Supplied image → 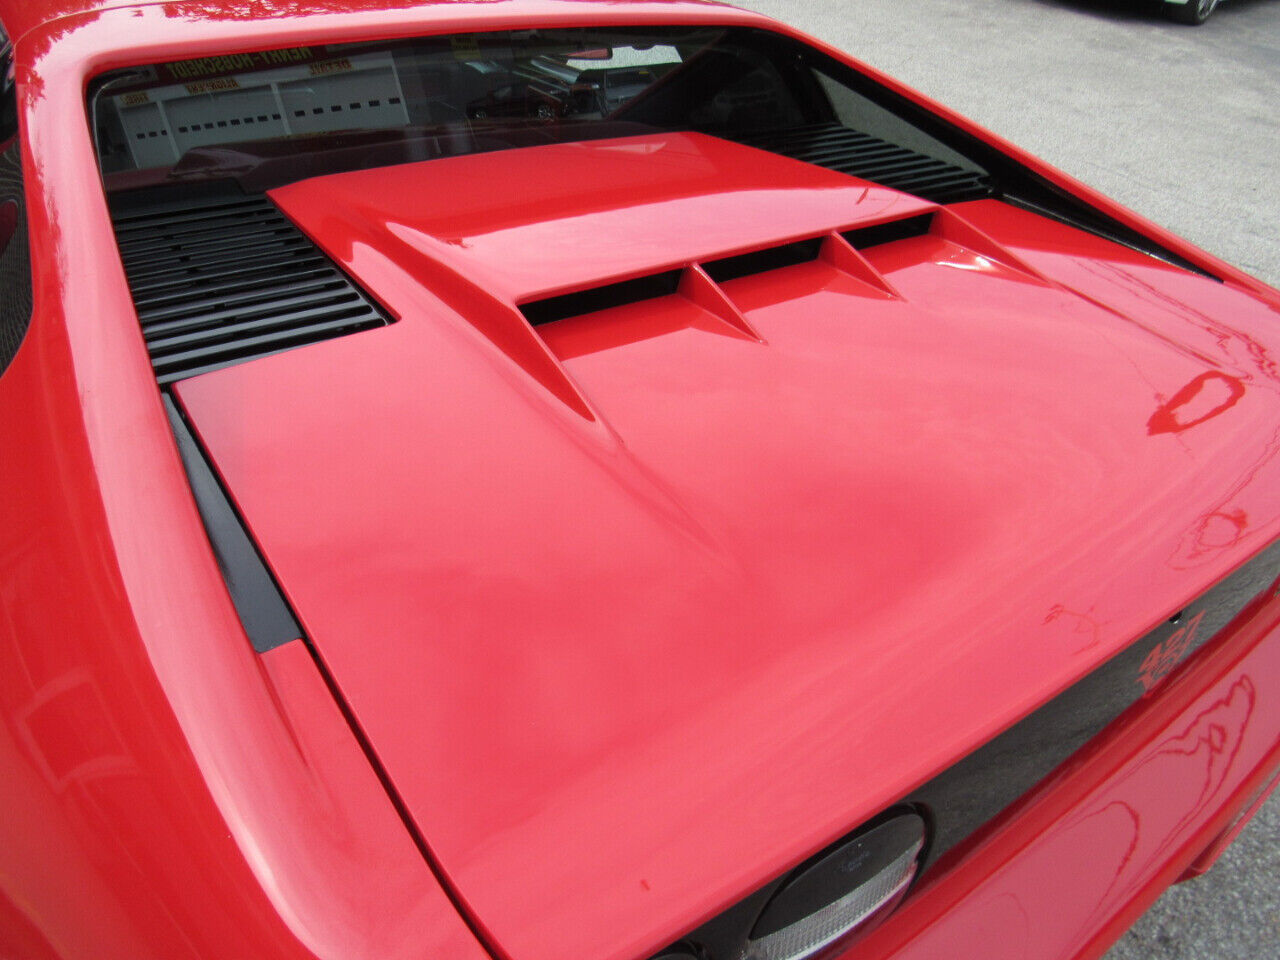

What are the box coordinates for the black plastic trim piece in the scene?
[520,269,683,326]
[164,395,302,654]
[703,237,824,284]
[1002,193,1217,279]
[737,123,992,206]
[111,186,392,383]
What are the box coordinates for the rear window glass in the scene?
[90,26,988,200]
[93,29,710,180]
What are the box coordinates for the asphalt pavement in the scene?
[731,1,1279,956]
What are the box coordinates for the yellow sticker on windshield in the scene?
[451,36,483,61]
[309,58,354,77]
[183,77,240,95]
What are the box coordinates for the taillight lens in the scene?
[743,812,926,960]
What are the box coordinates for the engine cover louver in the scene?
[518,211,938,330]
[111,192,390,383]
[738,123,993,205]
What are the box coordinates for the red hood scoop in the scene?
[269,132,937,305]
[266,132,961,415]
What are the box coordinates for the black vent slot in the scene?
[703,237,823,284]
[521,269,682,326]
[111,192,390,383]
[738,123,993,205]
[843,214,934,250]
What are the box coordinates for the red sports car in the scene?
[1,3,1277,960]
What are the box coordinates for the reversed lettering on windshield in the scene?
[158,47,317,82]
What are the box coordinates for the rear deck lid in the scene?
[173,133,1280,960]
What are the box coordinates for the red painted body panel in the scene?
[849,577,1280,960]
[3,3,1280,960]
[0,309,490,960]
[1179,768,1280,881]
[176,134,1280,960]
[0,195,490,959]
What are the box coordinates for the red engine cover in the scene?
[174,133,1280,960]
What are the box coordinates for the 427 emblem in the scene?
[1138,610,1205,692]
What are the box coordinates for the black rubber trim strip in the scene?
[1001,193,1217,279]
[164,394,302,653]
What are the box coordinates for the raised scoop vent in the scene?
[843,213,934,250]
[519,235,831,330]
[738,124,993,205]
[519,216,938,333]
[521,270,683,326]
[703,238,824,284]
[111,192,391,383]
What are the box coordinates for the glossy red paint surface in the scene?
[4,3,1280,960]
[266,132,933,416]
[848,578,1280,960]
[0,197,490,957]
[177,129,1280,960]
[0,0,732,44]
[0,253,490,960]
[1179,767,1280,881]
[1,3,538,959]
[270,133,936,304]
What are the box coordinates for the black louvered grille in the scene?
[737,123,993,204]
[112,193,390,383]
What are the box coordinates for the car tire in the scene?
[1165,0,1220,24]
